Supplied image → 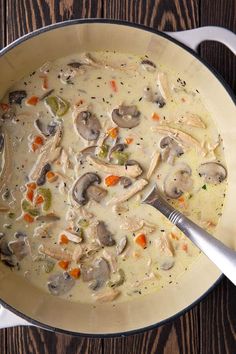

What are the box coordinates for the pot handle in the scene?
[166,26,236,55]
[0,305,31,328]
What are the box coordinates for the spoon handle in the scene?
[143,186,236,286]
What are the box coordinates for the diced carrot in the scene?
[27,182,37,190]
[125,137,134,144]
[181,243,188,252]
[151,112,160,121]
[42,77,48,89]
[0,103,9,112]
[59,234,69,245]
[35,195,44,205]
[105,175,120,186]
[23,213,34,223]
[46,171,58,183]
[108,127,119,139]
[134,233,147,249]
[109,80,118,92]
[26,96,39,106]
[33,135,44,145]
[26,189,34,202]
[58,260,69,270]
[69,268,81,279]
[31,143,39,152]
[178,196,185,204]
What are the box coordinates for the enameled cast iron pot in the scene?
[0,20,236,337]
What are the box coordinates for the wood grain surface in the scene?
[0,1,236,353]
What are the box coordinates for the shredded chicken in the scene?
[175,112,206,129]
[156,233,174,258]
[60,230,83,243]
[29,125,63,181]
[33,223,53,238]
[120,217,144,232]
[93,288,120,302]
[107,179,148,206]
[39,244,72,261]
[146,151,160,179]
[72,244,83,263]
[60,149,73,174]
[155,125,205,154]
[87,156,142,178]
[0,128,13,194]
[112,203,129,214]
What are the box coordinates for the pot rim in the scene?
[0,18,234,337]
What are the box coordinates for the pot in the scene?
[0,20,235,337]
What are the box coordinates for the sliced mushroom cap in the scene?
[112,105,140,128]
[48,272,75,296]
[36,163,51,186]
[34,119,57,137]
[120,177,132,188]
[87,185,107,202]
[116,236,127,255]
[81,257,110,289]
[72,172,101,206]
[75,111,101,141]
[9,90,27,105]
[160,136,184,165]
[96,221,116,246]
[164,163,193,199]
[198,162,227,184]
[8,239,29,261]
[108,143,127,160]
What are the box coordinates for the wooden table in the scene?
[0,1,235,353]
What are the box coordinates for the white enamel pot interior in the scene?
[0,20,236,336]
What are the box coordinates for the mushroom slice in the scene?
[157,72,170,100]
[72,172,101,206]
[8,239,29,261]
[39,244,72,261]
[177,112,206,129]
[146,151,161,179]
[108,143,127,161]
[116,236,128,255]
[87,185,107,202]
[120,177,132,188]
[9,90,27,105]
[29,125,63,181]
[164,163,193,199]
[198,162,227,184]
[74,111,101,141]
[48,272,75,296]
[112,105,140,128]
[96,221,115,246]
[156,125,204,153]
[160,136,184,165]
[78,146,96,161]
[87,156,142,178]
[140,59,156,72]
[36,213,60,222]
[107,179,148,206]
[81,257,110,289]
[93,288,120,302]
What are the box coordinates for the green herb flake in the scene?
[8,212,15,219]
[202,184,207,190]
[37,188,52,211]
[112,151,129,165]
[98,144,109,159]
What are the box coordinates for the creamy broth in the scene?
[0,51,226,303]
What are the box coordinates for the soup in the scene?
[0,51,226,303]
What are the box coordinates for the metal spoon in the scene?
[143,185,236,285]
